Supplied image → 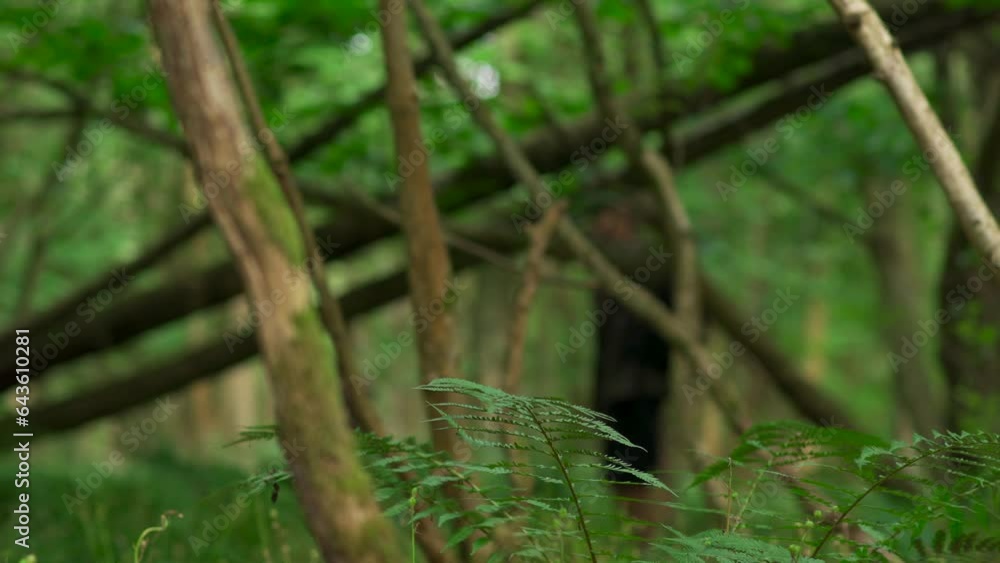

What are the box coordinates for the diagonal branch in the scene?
[2,66,188,154]
[828,0,1000,274]
[502,202,565,494]
[210,0,382,437]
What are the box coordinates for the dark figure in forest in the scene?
[594,282,672,476]
[591,203,674,524]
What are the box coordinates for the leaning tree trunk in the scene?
[146,1,400,562]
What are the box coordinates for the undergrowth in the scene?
[236,379,1000,562]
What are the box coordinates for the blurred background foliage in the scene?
[1,0,998,560]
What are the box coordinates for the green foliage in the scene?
[59,386,995,562]
[346,384,999,562]
[691,421,1000,561]
[357,377,673,562]
[0,453,318,562]
[348,380,806,562]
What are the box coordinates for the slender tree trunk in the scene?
[146,2,400,561]
[379,0,465,458]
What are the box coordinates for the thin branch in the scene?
[2,212,211,336]
[210,0,383,437]
[504,201,566,396]
[2,66,189,154]
[0,104,83,256]
[0,107,78,122]
[828,0,1000,274]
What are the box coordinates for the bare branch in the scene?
[502,201,565,494]
[504,201,567,396]
[210,0,383,437]
[828,0,1000,274]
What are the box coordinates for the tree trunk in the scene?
[146,1,400,561]
[379,0,464,458]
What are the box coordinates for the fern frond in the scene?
[224,424,280,447]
